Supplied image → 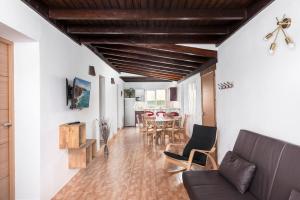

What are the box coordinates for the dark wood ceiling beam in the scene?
[116,65,182,77]
[217,0,275,45]
[120,77,171,82]
[68,25,228,35]
[116,65,182,78]
[95,44,207,63]
[105,56,194,72]
[110,61,188,75]
[118,68,180,81]
[107,58,192,73]
[179,58,218,82]
[136,44,217,58]
[80,35,219,44]
[98,48,201,68]
[118,67,181,79]
[121,72,179,81]
[49,9,246,21]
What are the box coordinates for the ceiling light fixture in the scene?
[264,15,295,54]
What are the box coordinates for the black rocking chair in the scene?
[164,124,218,171]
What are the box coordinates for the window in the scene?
[145,89,166,107]
[145,90,156,107]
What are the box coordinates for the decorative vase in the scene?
[99,118,110,158]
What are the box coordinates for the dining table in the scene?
[154,116,180,125]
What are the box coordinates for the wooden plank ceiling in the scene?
[21,0,274,81]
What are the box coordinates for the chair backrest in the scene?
[140,114,144,127]
[164,119,174,128]
[180,115,188,129]
[145,111,154,117]
[182,124,217,159]
[169,112,179,117]
[174,117,181,128]
[156,111,166,117]
[179,116,184,128]
[145,117,156,130]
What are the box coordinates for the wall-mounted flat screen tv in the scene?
[72,77,91,109]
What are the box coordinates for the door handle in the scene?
[2,122,12,127]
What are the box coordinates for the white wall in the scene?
[103,77,121,135]
[14,42,41,200]
[124,81,175,90]
[216,0,300,161]
[0,0,124,199]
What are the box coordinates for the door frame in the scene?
[200,65,216,126]
[200,65,217,163]
[0,37,15,200]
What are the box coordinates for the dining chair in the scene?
[170,117,183,142]
[164,124,218,172]
[145,111,154,117]
[169,112,179,117]
[176,115,188,141]
[164,119,177,143]
[136,114,146,134]
[156,111,166,117]
[145,118,163,144]
[141,114,147,129]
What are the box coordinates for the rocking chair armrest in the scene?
[188,149,218,170]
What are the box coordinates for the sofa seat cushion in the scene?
[183,170,258,200]
[183,170,227,186]
[189,185,258,200]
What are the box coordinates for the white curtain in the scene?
[188,82,196,115]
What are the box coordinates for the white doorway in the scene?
[117,84,124,129]
[99,76,105,120]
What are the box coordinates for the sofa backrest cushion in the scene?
[233,130,285,200]
[233,130,259,160]
[268,144,300,200]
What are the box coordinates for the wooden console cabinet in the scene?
[59,123,86,149]
[59,123,97,169]
[68,139,96,169]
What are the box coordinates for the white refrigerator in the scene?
[124,98,136,127]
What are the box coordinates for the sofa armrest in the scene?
[187,148,218,170]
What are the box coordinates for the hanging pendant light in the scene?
[264,15,295,54]
[269,42,276,55]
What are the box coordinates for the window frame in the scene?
[145,89,167,107]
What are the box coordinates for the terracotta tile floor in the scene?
[52,128,189,200]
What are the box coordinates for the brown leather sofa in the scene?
[182,130,300,200]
